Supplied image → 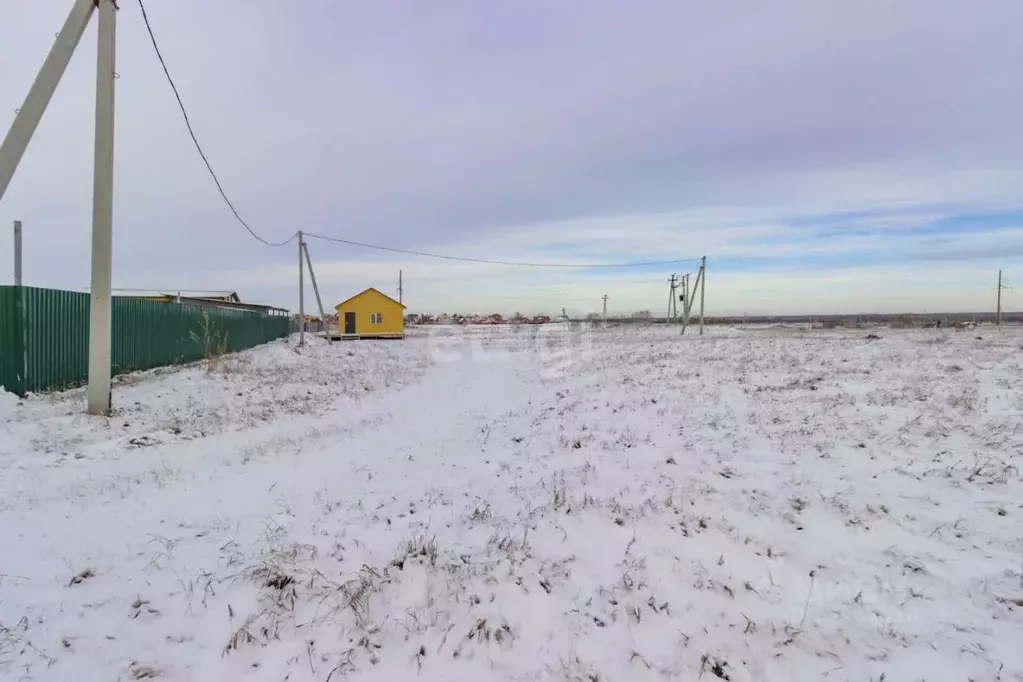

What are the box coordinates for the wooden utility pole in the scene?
[398,270,403,305]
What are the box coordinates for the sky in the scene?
[1,0,1021,316]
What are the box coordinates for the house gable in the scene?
[334,287,406,311]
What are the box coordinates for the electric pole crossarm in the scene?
[0,0,97,204]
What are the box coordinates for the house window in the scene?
[370,312,383,324]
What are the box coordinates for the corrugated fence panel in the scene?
[23,287,90,393]
[0,286,291,396]
[0,287,25,395]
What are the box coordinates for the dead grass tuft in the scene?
[338,566,384,629]
[68,568,95,586]
[129,661,162,679]
[392,535,438,570]
[700,654,731,680]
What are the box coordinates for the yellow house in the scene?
[334,288,406,339]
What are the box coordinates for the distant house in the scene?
[121,291,289,317]
[334,288,406,339]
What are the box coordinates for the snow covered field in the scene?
[2,325,1022,681]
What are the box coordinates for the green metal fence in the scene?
[0,286,291,396]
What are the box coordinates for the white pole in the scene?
[13,221,23,286]
[680,265,703,337]
[996,269,1002,327]
[0,0,97,204]
[302,242,332,344]
[298,230,305,346]
[667,274,674,321]
[86,0,116,416]
[699,256,706,336]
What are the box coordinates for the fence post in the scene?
[2,286,28,396]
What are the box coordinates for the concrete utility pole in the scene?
[996,270,1011,326]
[667,274,677,322]
[680,258,707,337]
[0,0,117,414]
[997,270,1003,326]
[602,294,608,327]
[680,272,696,335]
[87,0,118,416]
[298,230,305,346]
[682,273,689,316]
[302,241,332,344]
[13,221,23,285]
[699,256,707,336]
[0,0,97,203]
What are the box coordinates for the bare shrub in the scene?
[190,311,229,372]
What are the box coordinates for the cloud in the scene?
[0,1,1020,315]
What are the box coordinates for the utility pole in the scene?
[602,294,608,327]
[13,221,22,285]
[997,270,1003,326]
[699,256,707,336]
[398,269,403,305]
[87,0,117,415]
[0,0,118,414]
[298,230,305,346]
[680,272,695,335]
[682,274,689,316]
[302,241,332,344]
[667,274,677,322]
[680,259,707,337]
[0,0,97,203]
[996,270,1012,326]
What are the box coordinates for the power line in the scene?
[303,232,701,268]
[137,0,701,268]
[135,0,297,247]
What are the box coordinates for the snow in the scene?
[2,326,1022,681]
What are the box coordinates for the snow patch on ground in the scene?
[1,327,1022,681]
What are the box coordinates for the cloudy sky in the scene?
[1,1,1021,316]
